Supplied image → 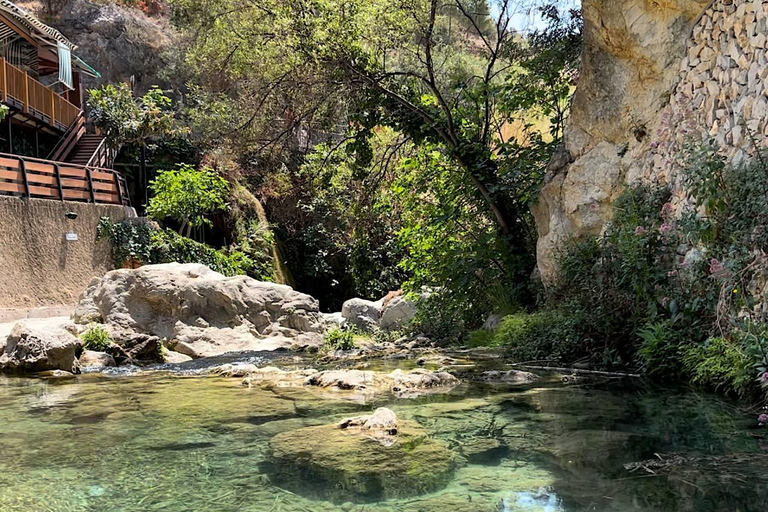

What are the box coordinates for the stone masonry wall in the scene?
[534,0,768,286]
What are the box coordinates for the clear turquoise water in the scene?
[0,364,766,512]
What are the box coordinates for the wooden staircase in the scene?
[47,113,117,169]
[65,134,106,165]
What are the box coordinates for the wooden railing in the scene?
[0,58,81,131]
[86,137,118,170]
[0,152,130,205]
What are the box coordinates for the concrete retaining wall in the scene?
[0,196,135,309]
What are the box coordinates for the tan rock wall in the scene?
[0,196,135,309]
[535,0,768,285]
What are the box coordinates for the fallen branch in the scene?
[509,364,641,379]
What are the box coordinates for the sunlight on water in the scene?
[0,366,766,512]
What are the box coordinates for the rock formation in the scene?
[73,263,327,358]
[534,0,768,285]
[341,291,423,332]
[0,321,82,374]
[50,0,171,92]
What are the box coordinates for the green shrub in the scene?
[682,336,756,397]
[637,321,690,380]
[81,325,114,351]
[324,328,356,351]
[467,329,497,348]
[494,311,582,362]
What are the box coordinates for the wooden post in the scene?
[113,170,123,205]
[0,57,6,102]
[22,71,29,114]
[54,163,64,200]
[49,89,55,126]
[85,166,95,203]
[18,157,29,198]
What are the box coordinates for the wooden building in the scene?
[0,0,128,205]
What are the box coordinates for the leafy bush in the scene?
[637,321,690,380]
[81,325,114,351]
[98,216,154,267]
[467,329,496,348]
[98,218,264,279]
[493,311,582,362]
[682,336,756,397]
[147,165,230,236]
[324,328,356,351]
[149,229,252,277]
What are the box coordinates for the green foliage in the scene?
[147,165,230,235]
[682,336,756,397]
[637,321,689,381]
[493,311,582,362]
[467,328,496,348]
[149,229,253,277]
[169,0,580,317]
[87,83,180,147]
[81,325,114,351]
[324,328,356,351]
[97,217,262,278]
[97,216,153,266]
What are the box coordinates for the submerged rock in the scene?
[0,321,82,374]
[306,369,378,390]
[479,370,541,384]
[268,414,459,502]
[73,263,327,358]
[242,367,317,386]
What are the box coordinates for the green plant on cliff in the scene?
[81,325,114,351]
[147,165,230,237]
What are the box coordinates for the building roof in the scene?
[0,0,75,51]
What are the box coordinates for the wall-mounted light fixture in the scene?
[65,212,78,220]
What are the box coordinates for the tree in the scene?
[146,164,229,237]
[170,0,582,311]
[88,83,179,148]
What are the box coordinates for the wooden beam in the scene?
[22,71,28,114]
[0,57,5,102]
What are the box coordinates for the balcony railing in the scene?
[0,152,130,205]
[0,57,81,131]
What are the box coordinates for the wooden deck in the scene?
[0,57,80,130]
[0,152,129,205]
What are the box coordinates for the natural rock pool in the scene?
[1,353,766,512]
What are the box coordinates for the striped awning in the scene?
[0,0,75,51]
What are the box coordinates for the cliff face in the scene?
[18,0,171,92]
[534,0,768,285]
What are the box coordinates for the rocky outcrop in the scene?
[0,321,82,374]
[341,298,382,331]
[341,291,423,332]
[534,0,712,285]
[51,0,172,92]
[73,263,327,358]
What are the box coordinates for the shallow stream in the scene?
[1,353,766,512]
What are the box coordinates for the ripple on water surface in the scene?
[0,365,766,512]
